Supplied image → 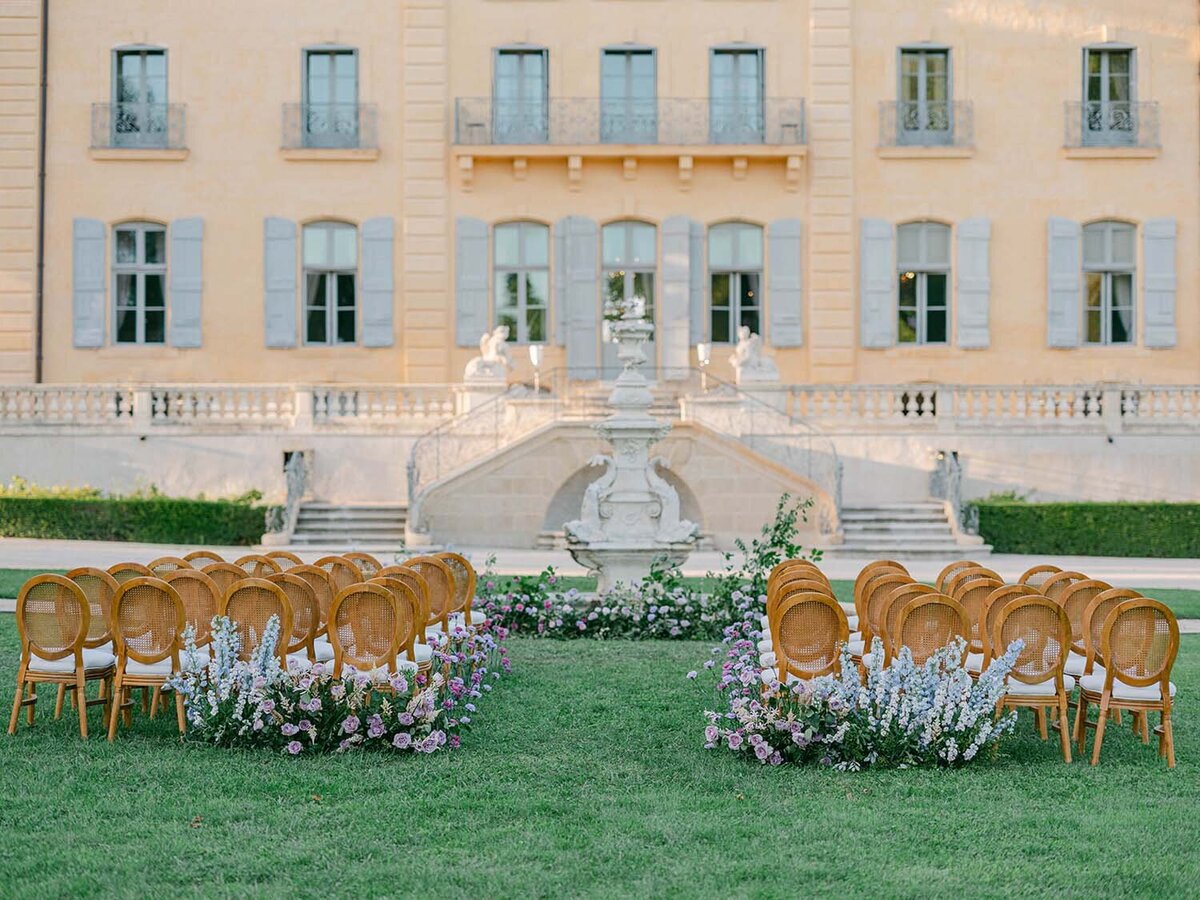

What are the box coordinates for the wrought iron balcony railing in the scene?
[453,97,806,146]
[878,100,974,148]
[91,103,186,150]
[281,103,379,150]
[1064,100,1159,149]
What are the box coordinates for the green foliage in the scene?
[706,492,822,604]
[969,500,1200,558]
[0,496,269,545]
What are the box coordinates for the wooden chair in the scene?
[853,572,912,662]
[1018,564,1062,589]
[266,572,322,665]
[162,569,221,654]
[369,577,431,672]
[761,569,833,634]
[762,591,848,688]
[438,551,484,627]
[183,550,225,565]
[978,584,1041,671]
[1059,579,1116,679]
[328,583,411,680]
[314,555,364,593]
[935,560,982,594]
[759,577,836,660]
[234,554,282,578]
[852,561,909,630]
[944,566,1003,602]
[1076,598,1178,767]
[265,550,303,569]
[955,575,1005,664]
[344,552,383,579]
[107,562,154,585]
[107,577,187,741]
[66,567,119,651]
[147,556,192,576]
[875,583,937,667]
[1040,570,1089,607]
[220,579,292,668]
[993,596,1074,762]
[404,556,456,635]
[768,560,831,595]
[289,564,337,660]
[9,575,115,739]
[200,562,247,598]
[377,566,431,644]
[894,594,969,667]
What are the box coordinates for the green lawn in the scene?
[0,568,67,599]
[0,617,1196,897]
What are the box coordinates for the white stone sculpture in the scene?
[728,326,779,384]
[464,326,513,382]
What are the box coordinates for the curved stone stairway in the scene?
[830,501,991,558]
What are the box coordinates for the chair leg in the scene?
[149,686,161,719]
[76,670,89,739]
[7,672,24,735]
[107,675,124,742]
[1035,707,1048,741]
[54,684,66,719]
[174,689,186,734]
[1163,712,1175,769]
[24,681,36,726]
[1074,696,1089,755]
[1091,696,1111,766]
[140,687,149,714]
[1057,695,1072,763]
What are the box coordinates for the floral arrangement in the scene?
[167,616,508,756]
[697,628,1022,770]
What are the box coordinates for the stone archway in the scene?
[541,462,704,536]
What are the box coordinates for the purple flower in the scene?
[286,741,303,755]
[449,734,461,749]
[341,716,360,734]
[704,725,719,743]
[260,700,275,714]
[281,722,299,737]
[770,752,784,766]
[398,712,414,726]
[392,732,412,749]
[754,742,771,761]
[686,671,698,680]
[727,732,744,750]
[297,719,312,732]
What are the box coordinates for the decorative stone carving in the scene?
[728,326,779,384]
[464,326,513,382]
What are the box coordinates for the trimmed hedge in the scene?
[970,501,1200,558]
[0,496,270,545]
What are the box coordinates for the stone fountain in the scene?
[564,300,699,592]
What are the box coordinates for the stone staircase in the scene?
[290,502,408,550]
[831,501,990,558]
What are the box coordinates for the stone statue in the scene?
[564,454,617,544]
[464,325,513,381]
[728,326,779,384]
[645,456,700,543]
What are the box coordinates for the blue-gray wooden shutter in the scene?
[1046,217,1082,348]
[554,219,568,345]
[954,217,990,349]
[168,217,203,348]
[661,216,691,378]
[768,218,803,347]
[455,216,489,347]
[563,215,599,378]
[688,220,705,345]
[263,217,297,348]
[72,218,105,348]
[859,218,894,348]
[1143,217,1177,348]
[361,216,395,347]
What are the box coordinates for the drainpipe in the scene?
[33,0,48,382]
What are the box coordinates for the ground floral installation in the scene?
[166,616,509,756]
[474,495,816,641]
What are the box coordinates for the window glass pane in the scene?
[1083,225,1106,267]
[116,229,137,264]
[710,272,730,309]
[336,273,355,309]
[925,272,948,309]
[739,272,760,310]
[604,271,625,305]
[925,225,950,266]
[1108,50,1130,76]
[898,308,918,343]
[898,271,917,308]
[526,271,548,309]
[494,225,520,266]
[630,224,655,264]
[632,272,654,316]
[115,308,138,343]
[897,224,920,268]
[925,53,948,102]
[1110,306,1133,344]
[306,310,327,344]
[144,274,165,309]
[497,310,519,336]
[522,224,549,267]
[307,273,328,309]
[1111,272,1133,308]
[708,227,733,269]
[737,226,762,267]
[1085,272,1103,310]
[116,273,136,307]
[1087,51,1101,76]
[739,306,760,336]
[496,272,519,309]
[144,309,165,344]
[526,307,545,342]
[144,228,165,265]
[926,308,947,343]
[1110,224,1135,266]
[1085,309,1102,344]
[602,225,624,266]
[332,227,357,268]
[900,53,919,102]
[337,309,355,343]
[711,309,730,344]
[304,227,328,267]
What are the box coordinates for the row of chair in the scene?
[758,559,1179,767]
[7,550,483,742]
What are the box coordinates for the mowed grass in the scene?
[0,617,1197,898]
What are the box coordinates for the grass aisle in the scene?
[0,624,1196,896]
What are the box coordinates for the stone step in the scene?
[843,502,946,512]
[827,545,992,558]
[842,521,953,533]
[299,503,408,511]
[296,512,407,524]
[841,512,949,523]
[290,533,408,545]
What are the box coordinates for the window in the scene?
[898,48,951,144]
[710,48,763,143]
[494,222,549,343]
[1084,47,1135,145]
[708,223,762,343]
[304,49,358,148]
[112,48,167,147]
[1083,221,1135,345]
[601,48,656,143]
[896,222,950,344]
[112,222,166,344]
[303,222,358,345]
[493,49,548,143]
[602,221,656,322]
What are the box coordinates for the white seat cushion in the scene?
[125,657,178,677]
[847,615,859,631]
[342,659,419,678]
[759,652,777,669]
[311,639,334,663]
[848,630,861,643]
[1005,674,1075,698]
[847,639,865,656]
[861,652,879,668]
[408,643,433,665]
[966,652,985,674]
[759,613,770,630]
[760,669,809,687]
[756,638,774,654]
[27,648,115,675]
[1079,673,1176,702]
[450,610,489,628]
[1064,651,1088,678]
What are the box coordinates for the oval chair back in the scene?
[770,590,848,682]
[289,565,337,639]
[162,569,221,648]
[234,554,282,578]
[314,556,364,594]
[895,594,969,667]
[1103,598,1179,701]
[437,552,477,616]
[935,560,982,594]
[265,550,303,569]
[15,574,91,668]
[767,578,834,623]
[1082,588,1141,674]
[1018,564,1063,589]
[147,556,192,576]
[1040,570,1088,607]
[200,562,247,598]
[403,556,455,631]
[881,583,937,661]
[769,560,830,595]
[344,552,383,579]
[862,573,912,651]
[220,579,292,666]
[994,596,1070,688]
[266,572,320,660]
[107,562,154,585]
[369,577,423,663]
[328,583,407,678]
[66,567,119,648]
[956,576,1005,653]
[1060,579,1115,655]
[945,566,1002,602]
[183,550,225,565]
[377,566,431,642]
[853,561,909,623]
[112,577,186,671]
[980,584,1040,666]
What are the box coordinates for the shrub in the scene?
[969,499,1200,558]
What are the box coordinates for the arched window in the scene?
[602,221,656,321]
[112,221,167,344]
[897,221,950,344]
[303,221,358,345]
[1083,220,1135,344]
[493,221,549,343]
[708,222,762,343]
